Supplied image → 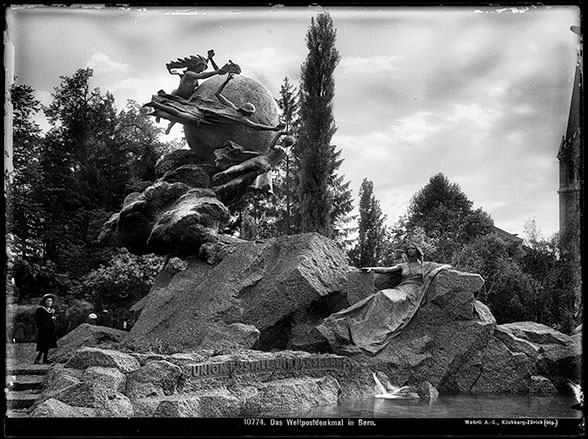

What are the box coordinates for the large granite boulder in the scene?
[30,362,133,418]
[240,376,341,415]
[496,321,582,390]
[126,360,184,399]
[43,382,133,417]
[30,398,98,417]
[127,233,349,352]
[529,375,558,395]
[152,391,241,417]
[317,269,540,394]
[83,366,127,393]
[450,338,533,393]
[51,323,128,363]
[493,325,540,362]
[64,347,141,373]
[500,321,572,345]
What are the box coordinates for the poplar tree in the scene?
[297,12,352,239]
[349,178,387,266]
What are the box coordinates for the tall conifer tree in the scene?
[297,13,352,239]
[349,178,387,266]
[274,76,300,235]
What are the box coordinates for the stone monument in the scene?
[28,49,580,418]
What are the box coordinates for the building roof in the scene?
[491,225,523,244]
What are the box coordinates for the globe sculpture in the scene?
[99,53,289,258]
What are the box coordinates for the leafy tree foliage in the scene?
[297,13,353,239]
[401,172,494,262]
[8,84,45,259]
[349,178,387,266]
[389,174,578,332]
[453,233,539,323]
[73,249,164,309]
[519,219,579,332]
[10,70,170,306]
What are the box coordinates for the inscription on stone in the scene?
[191,356,346,378]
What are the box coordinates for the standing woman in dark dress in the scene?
[34,294,57,364]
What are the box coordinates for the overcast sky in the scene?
[5,5,581,238]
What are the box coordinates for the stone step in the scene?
[6,390,41,410]
[5,409,30,418]
[6,364,52,375]
[6,375,45,391]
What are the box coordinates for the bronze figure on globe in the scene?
[100,49,290,258]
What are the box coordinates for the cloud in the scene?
[86,52,130,75]
[388,111,443,144]
[227,47,300,76]
[340,55,404,74]
[444,103,501,130]
[223,47,301,95]
[109,77,151,105]
[384,103,500,146]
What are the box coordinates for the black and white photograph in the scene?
[4,3,583,437]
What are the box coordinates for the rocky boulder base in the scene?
[497,321,582,391]
[99,180,230,256]
[51,323,128,363]
[319,268,581,395]
[127,233,349,353]
[31,351,135,417]
[29,348,374,418]
[31,233,581,417]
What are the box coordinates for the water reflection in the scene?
[286,394,582,419]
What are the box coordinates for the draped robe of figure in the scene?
[317,261,451,356]
[146,92,257,128]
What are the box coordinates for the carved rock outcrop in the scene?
[31,361,133,418]
[51,323,128,363]
[99,179,230,256]
[30,349,371,418]
[127,233,349,352]
[316,268,579,395]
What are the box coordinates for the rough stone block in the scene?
[126,360,183,399]
[417,381,439,400]
[529,375,558,395]
[30,398,97,417]
[52,323,128,363]
[64,347,141,373]
[346,270,374,305]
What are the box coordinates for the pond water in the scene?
[286,394,583,419]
